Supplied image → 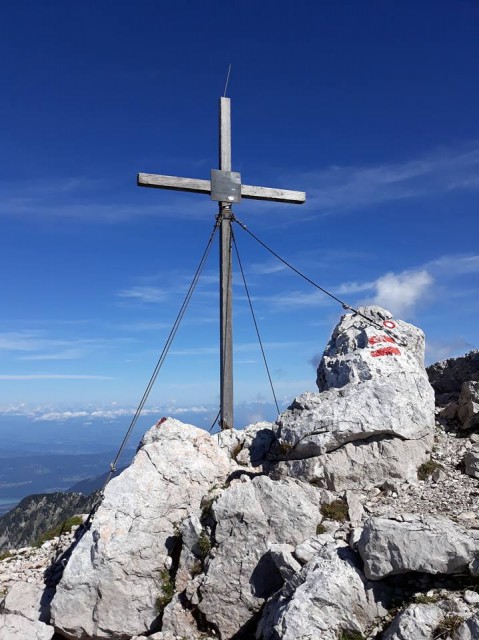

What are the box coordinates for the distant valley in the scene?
[0,450,134,515]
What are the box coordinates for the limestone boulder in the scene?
[381,603,444,640]
[358,515,479,580]
[0,614,53,640]
[276,306,435,458]
[196,475,322,639]
[257,541,388,640]
[51,418,234,640]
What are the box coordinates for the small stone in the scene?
[457,511,477,521]
[464,590,479,605]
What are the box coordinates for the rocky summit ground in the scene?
[1,306,479,640]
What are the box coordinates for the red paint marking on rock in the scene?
[368,335,396,345]
[371,346,401,358]
[383,320,396,329]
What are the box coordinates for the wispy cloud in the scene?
[0,374,113,380]
[0,176,215,223]
[117,286,168,303]
[301,145,479,213]
[0,331,108,362]
[3,144,479,224]
[427,253,479,276]
[425,338,475,365]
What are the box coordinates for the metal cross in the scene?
[137,97,305,430]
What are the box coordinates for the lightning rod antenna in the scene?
[223,63,232,97]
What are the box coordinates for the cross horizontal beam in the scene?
[137,173,306,205]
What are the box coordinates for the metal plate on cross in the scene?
[210,170,242,203]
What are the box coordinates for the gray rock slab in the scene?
[0,613,54,640]
[268,544,302,581]
[272,434,431,490]
[358,515,479,580]
[381,603,444,640]
[465,445,479,479]
[427,350,479,395]
[277,377,434,458]
[196,475,321,639]
[458,381,479,430]
[257,541,387,640]
[51,419,233,640]
[3,581,50,623]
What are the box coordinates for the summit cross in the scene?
[137,97,306,430]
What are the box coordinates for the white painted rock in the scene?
[277,306,435,457]
[381,603,444,640]
[272,433,431,490]
[317,305,426,390]
[51,419,234,640]
[257,541,387,640]
[0,613,53,640]
[196,475,321,639]
[358,515,479,580]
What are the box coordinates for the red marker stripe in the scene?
[371,346,401,358]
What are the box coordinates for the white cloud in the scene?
[0,403,210,422]
[370,269,434,317]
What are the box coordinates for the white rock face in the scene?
[359,515,479,580]
[380,603,444,640]
[277,306,435,457]
[51,419,234,640]
[196,475,321,639]
[257,541,386,640]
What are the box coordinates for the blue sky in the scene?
[1,0,478,432]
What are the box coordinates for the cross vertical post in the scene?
[218,97,234,430]
[137,97,306,433]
